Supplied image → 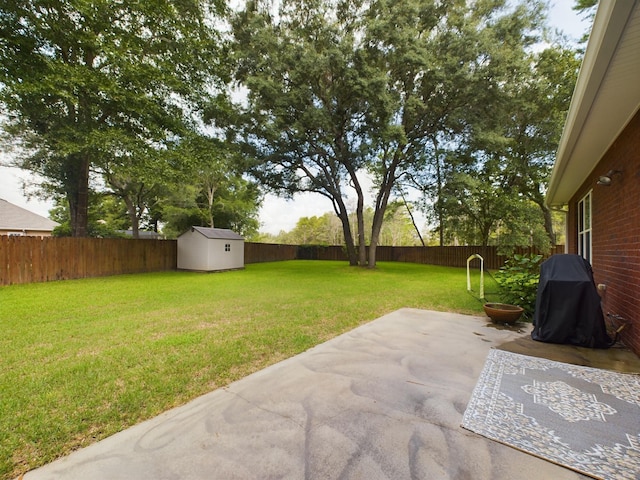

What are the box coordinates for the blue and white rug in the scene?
[462,349,640,480]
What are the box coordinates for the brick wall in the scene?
[567,110,640,355]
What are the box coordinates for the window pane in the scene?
[585,193,591,229]
[585,231,591,263]
[578,201,584,231]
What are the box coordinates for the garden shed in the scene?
[177,227,244,272]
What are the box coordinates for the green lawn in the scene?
[1,260,497,479]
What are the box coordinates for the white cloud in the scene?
[258,193,334,234]
[0,165,53,218]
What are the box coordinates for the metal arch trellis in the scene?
[466,254,484,301]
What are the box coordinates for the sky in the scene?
[0,1,590,234]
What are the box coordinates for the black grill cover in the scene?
[532,254,611,348]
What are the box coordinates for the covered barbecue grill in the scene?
[532,254,611,348]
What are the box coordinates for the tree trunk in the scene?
[435,141,444,247]
[542,204,555,246]
[400,189,425,246]
[368,150,402,268]
[369,179,394,269]
[533,186,555,246]
[125,196,139,239]
[481,222,491,247]
[207,184,216,228]
[369,221,383,268]
[69,154,90,237]
[346,168,367,267]
[531,185,556,246]
[351,182,366,267]
[332,195,358,266]
[356,201,367,267]
[339,210,358,266]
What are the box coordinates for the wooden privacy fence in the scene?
[243,243,562,268]
[0,236,176,286]
[0,236,563,286]
[369,245,565,268]
[243,242,298,263]
[243,244,347,262]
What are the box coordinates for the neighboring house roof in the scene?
[186,226,244,240]
[546,0,640,207]
[0,198,59,232]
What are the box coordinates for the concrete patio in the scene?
[24,308,639,480]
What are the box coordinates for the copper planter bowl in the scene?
[483,303,524,324]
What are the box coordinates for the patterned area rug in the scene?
[462,349,640,480]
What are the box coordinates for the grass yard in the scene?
[1,260,497,479]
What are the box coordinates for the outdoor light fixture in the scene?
[597,169,622,186]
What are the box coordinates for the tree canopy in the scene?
[410,43,581,251]
[0,0,228,236]
[230,0,574,265]
[1,0,584,255]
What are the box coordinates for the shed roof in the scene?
[546,0,640,206]
[189,226,244,240]
[0,198,59,231]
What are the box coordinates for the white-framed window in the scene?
[224,243,231,252]
[578,191,592,264]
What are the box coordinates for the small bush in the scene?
[495,253,543,320]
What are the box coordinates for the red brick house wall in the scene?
[567,110,640,355]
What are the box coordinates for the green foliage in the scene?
[410,27,581,248]
[231,0,378,264]
[231,0,576,262]
[0,0,227,236]
[379,202,424,246]
[494,253,543,319]
[159,144,262,240]
[50,193,130,238]
[1,0,580,253]
[438,160,554,252]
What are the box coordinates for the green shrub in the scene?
[494,253,543,320]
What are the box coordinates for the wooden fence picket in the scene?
[0,235,562,286]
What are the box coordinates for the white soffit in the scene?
[546,0,640,206]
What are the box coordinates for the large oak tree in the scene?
[0,0,225,236]
[231,0,554,266]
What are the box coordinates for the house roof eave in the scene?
[546,0,640,207]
